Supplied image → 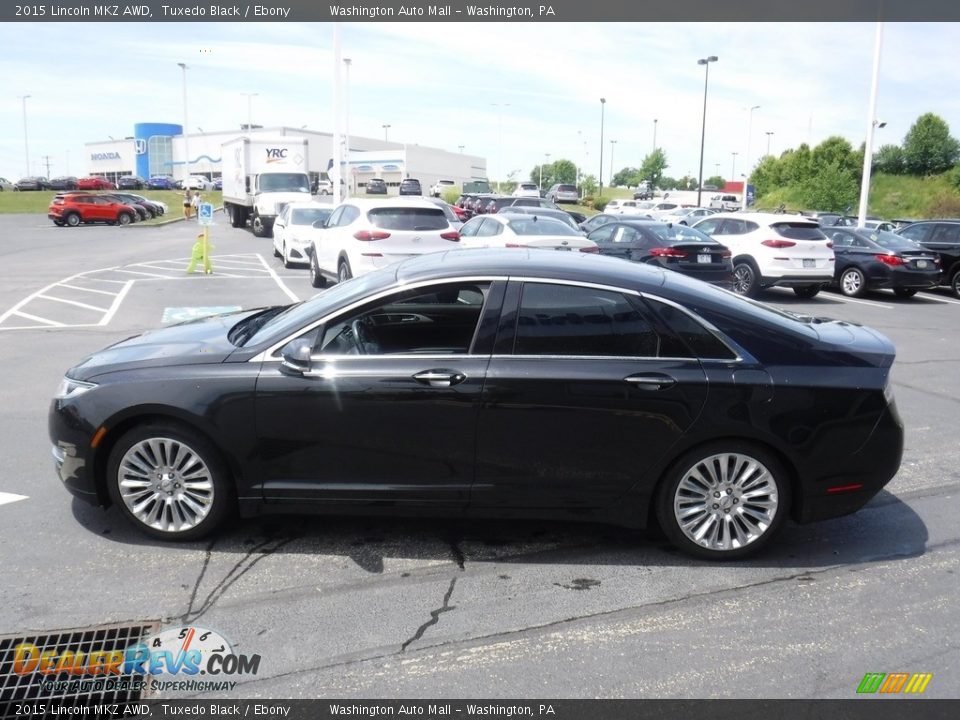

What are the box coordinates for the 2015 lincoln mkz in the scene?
[49,250,904,559]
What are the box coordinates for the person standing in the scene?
[183,188,192,220]
[191,190,201,217]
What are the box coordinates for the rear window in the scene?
[772,222,827,240]
[367,207,448,231]
[648,224,718,245]
[870,231,921,251]
[520,183,537,190]
[557,185,577,192]
[507,217,579,236]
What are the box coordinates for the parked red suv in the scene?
[76,176,117,190]
[48,193,138,227]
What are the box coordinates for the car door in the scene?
[253,279,505,505]
[825,229,856,276]
[472,280,708,510]
[273,205,291,253]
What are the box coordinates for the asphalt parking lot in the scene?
[1,213,957,699]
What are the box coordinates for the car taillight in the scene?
[579,246,600,253]
[721,250,731,258]
[826,241,833,249]
[440,231,460,241]
[761,239,797,248]
[650,247,689,258]
[875,254,905,266]
[353,230,391,241]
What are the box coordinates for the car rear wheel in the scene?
[951,270,960,298]
[65,213,81,227]
[338,259,353,284]
[839,267,866,297]
[656,442,789,560]
[732,261,760,297]
[106,423,234,541]
[893,288,918,298]
[793,285,821,299]
[117,213,133,226]
[309,253,326,288]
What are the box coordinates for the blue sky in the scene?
[1,21,959,184]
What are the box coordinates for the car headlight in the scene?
[55,377,97,400]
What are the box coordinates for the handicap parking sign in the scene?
[198,202,214,225]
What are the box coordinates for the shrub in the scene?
[592,196,610,211]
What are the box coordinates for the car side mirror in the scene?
[280,337,314,375]
[312,219,328,229]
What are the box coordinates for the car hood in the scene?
[68,309,262,381]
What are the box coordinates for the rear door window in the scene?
[719,219,749,235]
[931,224,960,242]
[899,224,932,243]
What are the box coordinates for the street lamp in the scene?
[609,140,617,185]
[741,105,760,210]
[343,58,352,194]
[652,118,658,153]
[731,152,738,180]
[695,55,719,207]
[539,152,551,189]
[491,102,511,191]
[177,63,189,181]
[17,95,31,178]
[765,131,775,157]
[715,163,721,178]
[382,124,391,142]
[858,21,885,227]
[240,92,258,131]
[599,98,606,194]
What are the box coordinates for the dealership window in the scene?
[148,136,173,178]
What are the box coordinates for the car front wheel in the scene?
[656,442,789,560]
[793,285,821,299]
[65,213,81,227]
[893,288,918,298]
[839,267,866,297]
[117,213,133,226]
[106,423,233,540]
[951,270,960,298]
[732,261,760,297]
[309,253,326,288]
[338,259,353,284]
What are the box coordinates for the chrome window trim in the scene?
[250,275,508,363]
[639,293,747,362]
[491,354,701,363]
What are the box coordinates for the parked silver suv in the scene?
[546,183,579,204]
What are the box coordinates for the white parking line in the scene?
[257,253,299,303]
[112,268,177,279]
[13,310,64,326]
[100,281,133,326]
[825,294,894,310]
[0,492,28,508]
[37,294,109,312]
[56,283,120,296]
[917,292,960,306]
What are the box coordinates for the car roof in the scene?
[339,197,443,210]
[705,212,815,223]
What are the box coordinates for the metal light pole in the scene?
[652,118,658,153]
[731,152,738,180]
[741,105,760,210]
[609,140,617,184]
[240,92,258,131]
[17,95,31,178]
[696,56,718,207]
[331,23,343,202]
[539,152,550,188]
[382,124,391,141]
[458,144,464,153]
[343,58,351,195]
[858,22,884,227]
[765,131,775,157]
[491,102,510,191]
[599,98,606,194]
[177,64,189,180]
[715,163,721,178]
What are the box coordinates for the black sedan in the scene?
[15,176,50,191]
[580,213,621,234]
[822,227,941,298]
[365,178,388,195]
[117,176,146,190]
[588,220,734,287]
[49,250,903,559]
[48,176,79,190]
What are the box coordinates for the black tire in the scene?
[65,213,81,227]
[105,422,235,541]
[732,260,760,297]
[252,213,269,238]
[337,258,353,284]
[229,205,243,228]
[53,220,64,227]
[793,285,821,299]
[273,243,281,258]
[310,254,326,288]
[951,269,960,299]
[117,212,133,226]
[655,441,791,560]
[893,288,918,299]
[839,267,866,297]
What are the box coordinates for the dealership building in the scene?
[85,124,487,193]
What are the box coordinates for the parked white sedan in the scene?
[184,176,214,190]
[513,182,541,198]
[273,201,334,268]
[308,198,462,287]
[458,213,598,252]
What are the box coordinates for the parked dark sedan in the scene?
[50,250,903,560]
[48,176,79,190]
[113,192,165,217]
[580,213,621,234]
[117,176,146,190]
[15,176,50,191]
[365,178,388,195]
[147,176,176,190]
[588,220,734,287]
[821,227,941,298]
[896,220,960,297]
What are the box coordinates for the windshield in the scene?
[291,208,332,225]
[259,173,310,193]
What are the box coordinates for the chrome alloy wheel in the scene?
[673,452,779,552]
[117,437,214,533]
[841,268,864,296]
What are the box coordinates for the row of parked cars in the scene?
[265,192,960,301]
[3,175,221,192]
[47,192,169,227]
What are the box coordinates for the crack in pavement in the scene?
[400,577,458,653]
[228,537,959,691]
[180,536,298,624]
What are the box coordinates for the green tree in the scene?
[874,144,905,174]
[812,136,860,179]
[659,176,678,190]
[750,155,783,198]
[902,113,960,175]
[580,174,598,196]
[705,175,726,188]
[797,162,859,211]
[782,143,814,185]
[612,166,639,187]
[639,148,668,188]
[551,159,577,185]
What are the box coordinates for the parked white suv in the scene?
[308,198,461,287]
[430,179,456,197]
[709,194,741,212]
[692,213,834,297]
[512,182,540,198]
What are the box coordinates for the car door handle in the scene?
[624,373,676,390]
[413,370,466,388]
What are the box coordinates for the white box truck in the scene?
[221,136,312,237]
